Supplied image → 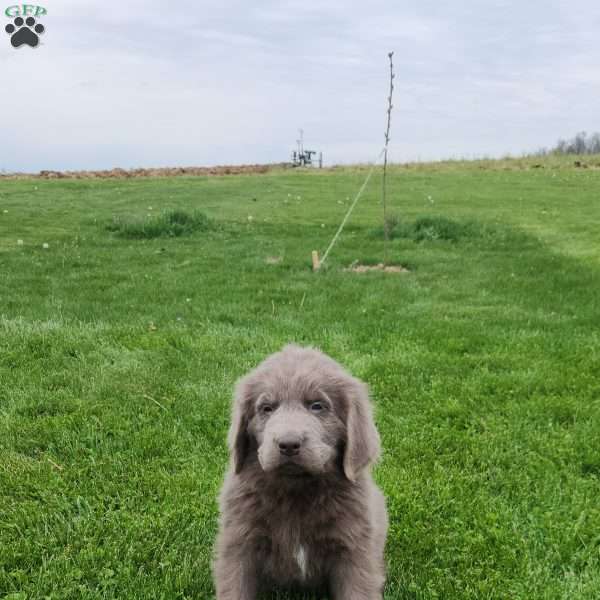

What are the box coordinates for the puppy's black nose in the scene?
[278,436,302,456]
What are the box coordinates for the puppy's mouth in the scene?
[278,455,304,468]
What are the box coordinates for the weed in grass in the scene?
[106,209,214,238]
[383,213,401,240]
[412,215,470,241]
[376,214,521,245]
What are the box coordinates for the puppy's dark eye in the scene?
[309,401,324,412]
[261,405,274,414]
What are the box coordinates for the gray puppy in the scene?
[214,345,388,599]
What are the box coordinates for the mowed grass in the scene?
[1,157,600,599]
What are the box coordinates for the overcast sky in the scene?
[2,0,599,172]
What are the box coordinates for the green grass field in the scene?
[1,157,599,599]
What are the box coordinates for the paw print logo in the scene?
[5,16,45,48]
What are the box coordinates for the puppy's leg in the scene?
[329,553,384,600]
[214,540,258,600]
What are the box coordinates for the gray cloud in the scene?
[2,0,599,171]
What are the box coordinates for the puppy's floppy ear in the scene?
[228,377,254,474]
[342,377,381,482]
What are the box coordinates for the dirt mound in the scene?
[345,263,409,274]
[2,163,290,180]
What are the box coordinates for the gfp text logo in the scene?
[5,4,46,47]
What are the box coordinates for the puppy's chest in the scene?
[260,530,327,584]
[256,508,344,584]
[244,478,360,583]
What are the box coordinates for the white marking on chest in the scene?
[294,545,308,579]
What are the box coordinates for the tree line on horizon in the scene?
[537,131,600,155]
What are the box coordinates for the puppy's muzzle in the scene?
[277,434,303,457]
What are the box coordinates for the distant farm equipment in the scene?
[291,129,323,168]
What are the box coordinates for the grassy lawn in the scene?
[1,157,599,599]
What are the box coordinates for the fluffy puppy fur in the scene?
[214,345,388,599]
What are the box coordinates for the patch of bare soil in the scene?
[345,263,409,274]
[1,163,290,180]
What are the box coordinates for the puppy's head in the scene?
[228,345,380,481]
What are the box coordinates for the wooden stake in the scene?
[311,250,320,271]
